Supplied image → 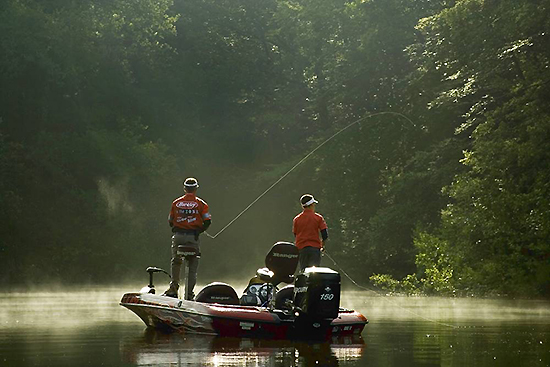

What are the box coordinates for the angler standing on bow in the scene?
[293,194,328,272]
[164,177,211,299]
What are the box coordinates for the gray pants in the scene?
[170,232,200,298]
[299,246,321,272]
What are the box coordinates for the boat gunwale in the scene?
[120,300,368,327]
[120,298,282,324]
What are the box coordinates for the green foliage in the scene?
[372,0,550,297]
[0,0,548,297]
[413,232,456,295]
[371,232,456,295]
[370,273,421,295]
[0,0,180,284]
[439,95,550,296]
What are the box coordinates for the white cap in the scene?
[184,177,199,188]
[300,194,318,207]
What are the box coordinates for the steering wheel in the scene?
[258,284,274,305]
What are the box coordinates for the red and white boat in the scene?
[120,242,368,340]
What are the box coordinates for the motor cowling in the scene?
[294,267,341,320]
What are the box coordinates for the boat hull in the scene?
[120,293,367,340]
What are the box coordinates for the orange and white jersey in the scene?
[169,193,211,231]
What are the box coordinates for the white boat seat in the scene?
[256,267,274,282]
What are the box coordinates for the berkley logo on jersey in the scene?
[176,201,198,209]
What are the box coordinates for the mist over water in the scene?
[343,291,550,324]
[3,286,548,328]
[1,286,549,366]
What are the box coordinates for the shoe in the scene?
[185,292,195,301]
[163,282,179,298]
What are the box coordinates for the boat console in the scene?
[239,241,299,307]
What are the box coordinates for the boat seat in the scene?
[274,285,294,310]
[265,242,299,286]
[256,267,274,282]
[177,245,201,258]
[195,282,239,305]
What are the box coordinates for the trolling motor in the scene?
[140,266,171,294]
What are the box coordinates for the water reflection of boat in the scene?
[121,242,368,340]
[120,328,365,367]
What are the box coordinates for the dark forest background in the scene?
[1,0,549,297]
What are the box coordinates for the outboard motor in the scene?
[294,267,341,320]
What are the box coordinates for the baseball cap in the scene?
[183,177,199,188]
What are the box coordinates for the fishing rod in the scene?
[204,111,416,240]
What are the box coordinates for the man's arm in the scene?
[200,201,212,233]
[168,205,175,227]
[321,228,328,242]
[202,219,211,232]
[320,228,328,251]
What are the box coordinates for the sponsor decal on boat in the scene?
[211,296,231,301]
[240,322,254,330]
[272,252,298,259]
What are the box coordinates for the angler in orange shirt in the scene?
[292,194,328,272]
[164,177,212,299]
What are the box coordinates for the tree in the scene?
[375,0,550,296]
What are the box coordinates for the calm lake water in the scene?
[1,286,549,366]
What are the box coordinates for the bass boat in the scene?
[120,242,368,340]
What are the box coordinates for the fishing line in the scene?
[322,251,381,295]
[205,111,416,239]
[324,250,461,329]
[202,110,460,329]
